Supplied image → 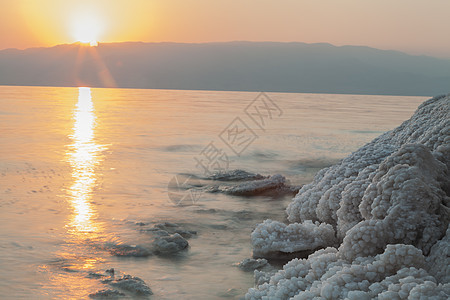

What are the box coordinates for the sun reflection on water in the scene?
[38,87,111,298]
[66,87,104,234]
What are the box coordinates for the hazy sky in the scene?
[1,0,449,58]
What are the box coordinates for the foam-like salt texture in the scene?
[246,95,450,299]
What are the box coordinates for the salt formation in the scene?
[108,244,152,257]
[107,275,153,296]
[198,169,300,196]
[208,169,266,181]
[89,289,125,298]
[89,270,153,298]
[237,258,269,271]
[151,222,197,238]
[152,233,189,254]
[211,174,300,196]
[134,222,196,255]
[246,95,449,299]
[252,220,336,257]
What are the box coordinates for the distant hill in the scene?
[0,41,449,96]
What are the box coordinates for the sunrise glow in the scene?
[70,12,104,46]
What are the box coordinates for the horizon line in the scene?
[1,40,449,60]
[0,83,434,98]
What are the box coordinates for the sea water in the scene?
[0,86,426,299]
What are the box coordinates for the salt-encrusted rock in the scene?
[339,143,448,260]
[209,169,266,181]
[236,258,268,271]
[143,222,197,239]
[108,244,152,257]
[426,225,450,284]
[87,272,108,279]
[254,269,275,286]
[154,222,178,229]
[336,164,377,238]
[89,289,125,298]
[216,288,241,298]
[246,95,450,299]
[152,233,189,254]
[251,219,336,258]
[246,245,445,300]
[108,275,153,296]
[213,174,300,196]
[287,94,449,229]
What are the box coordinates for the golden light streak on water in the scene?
[66,87,104,234]
[39,87,109,299]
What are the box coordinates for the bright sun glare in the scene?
[70,12,103,46]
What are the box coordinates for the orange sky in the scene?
[1,0,450,58]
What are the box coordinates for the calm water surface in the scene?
[0,86,426,299]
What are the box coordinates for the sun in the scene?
[70,12,104,46]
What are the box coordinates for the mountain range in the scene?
[1,41,449,96]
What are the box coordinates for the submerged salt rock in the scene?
[246,95,450,299]
[217,174,300,196]
[108,244,152,257]
[236,258,268,271]
[105,268,115,275]
[87,272,108,279]
[89,289,125,298]
[152,233,189,254]
[172,229,197,239]
[144,222,197,239]
[216,288,241,298]
[154,222,178,229]
[251,219,336,257]
[209,169,266,181]
[108,275,153,296]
